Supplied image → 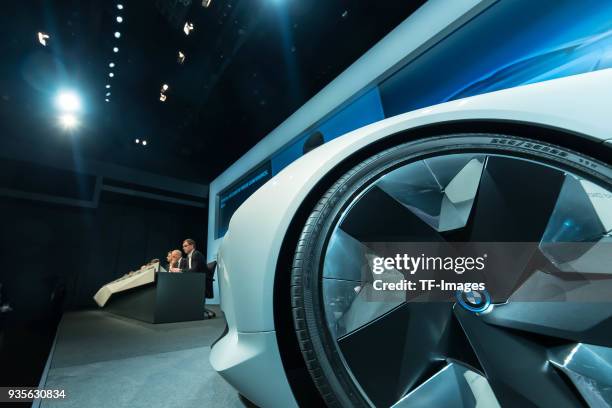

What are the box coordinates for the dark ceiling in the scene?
[0,0,425,183]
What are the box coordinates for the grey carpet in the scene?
[41,307,246,408]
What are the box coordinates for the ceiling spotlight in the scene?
[135,138,140,144]
[117,4,124,10]
[114,31,121,38]
[105,84,111,89]
[105,98,110,102]
[116,16,123,23]
[202,0,212,7]
[161,84,169,92]
[142,140,148,146]
[159,93,167,102]
[178,51,186,64]
[109,72,114,77]
[37,32,50,46]
[59,114,78,130]
[55,91,81,112]
[106,92,111,96]
[183,22,194,35]
[109,62,115,68]
[113,46,119,53]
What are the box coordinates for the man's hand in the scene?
[169,267,181,273]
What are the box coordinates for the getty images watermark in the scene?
[372,252,487,293]
[342,241,612,303]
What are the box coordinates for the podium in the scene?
[94,265,205,324]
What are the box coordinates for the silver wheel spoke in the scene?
[392,362,500,408]
[320,151,612,407]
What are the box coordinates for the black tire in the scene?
[290,133,612,408]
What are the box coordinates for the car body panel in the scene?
[218,69,611,333]
[210,69,612,407]
[209,329,297,408]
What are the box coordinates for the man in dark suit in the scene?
[180,239,206,273]
[180,238,216,318]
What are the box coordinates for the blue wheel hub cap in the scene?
[456,289,491,313]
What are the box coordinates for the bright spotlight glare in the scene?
[117,4,123,10]
[106,92,111,96]
[109,72,114,77]
[106,84,111,89]
[59,114,78,129]
[114,31,121,38]
[116,16,123,23]
[56,91,81,112]
[113,47,119,53]
[142,140,147,146]
[109,62,115,68]
[135,138,140,144]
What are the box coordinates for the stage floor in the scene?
[39,307,249,408]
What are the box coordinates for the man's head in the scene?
[166,251,172,263]
[171,250,182,262]
[182,239,196,255]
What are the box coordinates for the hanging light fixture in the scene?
[37,32,50,46]
[183,22,194,35]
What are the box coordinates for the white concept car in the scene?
[210,69,612,408]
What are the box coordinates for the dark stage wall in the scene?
[0,190,206,385]
[0,191,206,311]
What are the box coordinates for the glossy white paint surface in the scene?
[211,69,612,406]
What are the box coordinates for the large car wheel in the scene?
[291,134,612,408]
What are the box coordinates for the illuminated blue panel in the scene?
[271,134,308,176]
[318,88,385,142]
[271,88,384,175]
[380,0,612,116]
